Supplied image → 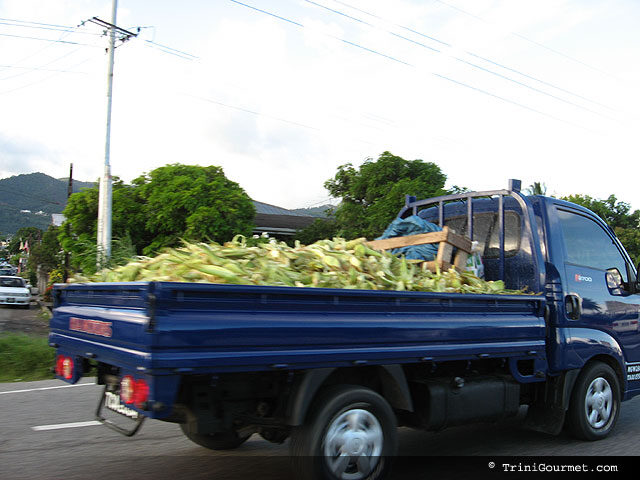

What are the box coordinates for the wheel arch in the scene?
[286,365,413,426]
[577,354,625,398]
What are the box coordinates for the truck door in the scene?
[555,207,640,388]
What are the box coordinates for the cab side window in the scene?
[556,209,628,282]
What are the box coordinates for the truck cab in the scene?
[399,181,640,437]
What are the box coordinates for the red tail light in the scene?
[62,357,74,379]
[120,376,149,408]
[55,355,74,379]
[134,379,149,408]
[55,355,65,376]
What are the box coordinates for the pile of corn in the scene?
[68,236,524,294]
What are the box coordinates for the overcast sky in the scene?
[1,0,639,210]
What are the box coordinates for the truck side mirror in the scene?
[606,268,624,295]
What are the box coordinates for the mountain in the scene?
[0,173,95,235]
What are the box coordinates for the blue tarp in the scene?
[376,215,442,260]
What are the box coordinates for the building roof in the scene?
[252,201,313,217]
[252,200,315,235]
[51,214,65,226]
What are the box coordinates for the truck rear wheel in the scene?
[179,423,251,450]
[568,362,620,441]
[290,385,397,480]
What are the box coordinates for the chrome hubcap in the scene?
[323,408,383,480]
[585,377,613,429]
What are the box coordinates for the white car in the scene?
[0,276,32,309]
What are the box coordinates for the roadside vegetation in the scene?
[0,334,55,382]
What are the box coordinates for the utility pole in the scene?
[67,163,73,199]
[63,163,73,282]
[96,0,117,268]
[91,1,137,268]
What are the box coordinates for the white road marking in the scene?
[31,421,102,431]
[0,382,96,395]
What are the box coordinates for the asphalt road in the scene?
[0,378,635,480]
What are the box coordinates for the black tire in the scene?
[568,362,620,441]
[290,385,397,480]
[179,423,251,450]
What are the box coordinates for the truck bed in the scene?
[50,281,546,375]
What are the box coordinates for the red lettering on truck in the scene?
[69,317,112,337]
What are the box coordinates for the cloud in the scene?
[1,0,639,211]
[0,132,53,177]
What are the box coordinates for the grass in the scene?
[0,334,55,382]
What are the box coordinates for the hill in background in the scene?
[0,173,95,235]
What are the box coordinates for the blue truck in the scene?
[49,180,640,480]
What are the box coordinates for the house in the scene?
[51,214,66,226]
[252,201,315,237]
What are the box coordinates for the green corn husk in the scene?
[67,236,529,295]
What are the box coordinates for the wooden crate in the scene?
[365,226,472,272]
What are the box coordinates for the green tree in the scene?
[324,152,447,239]
[525,182,547,196]
[563,194,639,230]
[59,164,256,271]
[28,225,62,273]
[294,217,339,245]
[134,164,255,254]
[7,227,42,255]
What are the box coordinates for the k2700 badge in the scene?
[69,317,112,337]
[574,274,593,283]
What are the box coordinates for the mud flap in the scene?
[523,370,579,435]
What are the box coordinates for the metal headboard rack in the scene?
[397,180,532,283]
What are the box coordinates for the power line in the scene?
[0,54,95,95]
[228,0,595,132]
[332,0,451,47]
[189,94,321,131]
[0,17,76,30]
[229,0,412,66]
[464,51,619,113]
[0,20,103,83]
[142,39,199,60]
[0,19,102,36]
[451,55,616,121]
[0,32,97,46]
[308,0,617,121]
[0,64,86,74]
[302,0,441,53]
[0,19,82,70]
[0,37,100,82]
[433,0,620,81]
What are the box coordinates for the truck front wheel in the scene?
[179,423,251,450]
[290,385,397,480]
[568,362,620,441]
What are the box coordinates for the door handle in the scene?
[565,294,581,320]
